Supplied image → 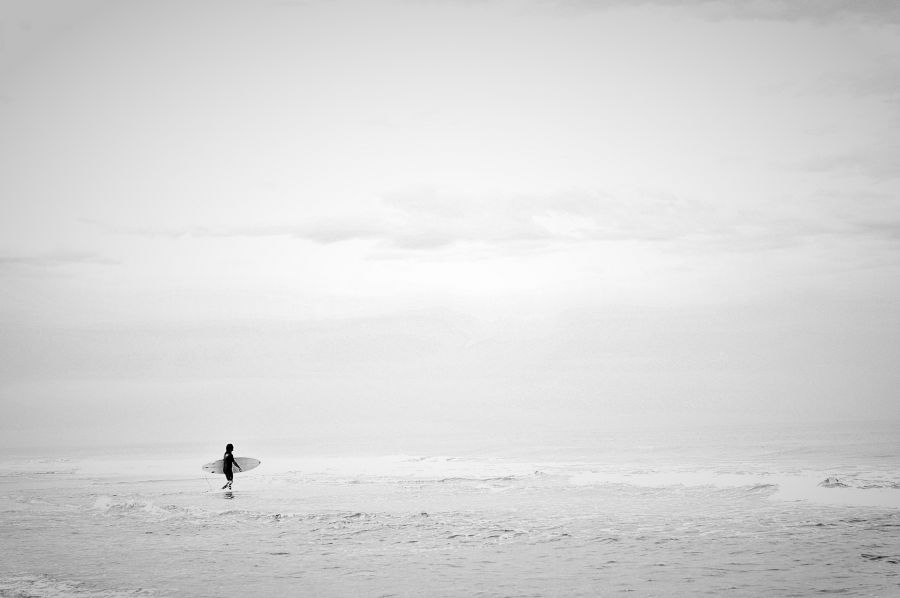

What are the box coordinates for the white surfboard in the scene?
[201,457,261,475]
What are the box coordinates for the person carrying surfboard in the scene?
[222,443,242,490]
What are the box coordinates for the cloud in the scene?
[796,143,900,181]
[81,218,389,244]
[849,220,900,242]
[270,0,900,25]
[380,186,900,256]
[543,0,900,24]
[705,0,900,24]
[381,187,737,249]
[811,64,900,101]
[0,250,118,269]
[85,188,724,252]
[229,223,387,244]
[84,184,890,258]
[0,0,111,77]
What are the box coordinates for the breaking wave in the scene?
[91,496,206,522]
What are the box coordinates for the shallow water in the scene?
[2,422,898,597]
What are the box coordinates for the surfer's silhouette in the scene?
[221,443,242,490]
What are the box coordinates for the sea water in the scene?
[1,421,898,597]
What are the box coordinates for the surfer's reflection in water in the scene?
[221,443,242,491]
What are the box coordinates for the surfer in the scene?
[221,443,242,490]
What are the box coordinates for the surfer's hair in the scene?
[226,443,234,452]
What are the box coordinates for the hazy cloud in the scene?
[374,187,726,251]
[1,0,898,447]
[0,250,117,269]
[82,218,389,244]
[850,220,900,242]
[383,186,900,253]
[810,64,900,101]
[88,189,722,249]
[544,0,900,24]
[380,187,810,252]
[230,223,387,245]
[0,0,110,76]
[798,143,900,181]
[84,186,873,255]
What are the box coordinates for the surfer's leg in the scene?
[222,472,233,490]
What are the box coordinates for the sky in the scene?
[1,0,899,449]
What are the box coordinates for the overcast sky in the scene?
[1,0,899,449]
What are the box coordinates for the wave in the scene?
[89,496,388,527]
[419,473,543,485]
[91,495,207,522]
[818,476,900,490]
[858,481,900,490]
[568,470,779,491]
[861,553,900,564]
[0,468,79,478]
[0,574,158,597]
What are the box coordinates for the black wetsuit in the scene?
[223,451,236,482]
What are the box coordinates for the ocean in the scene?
[2,420,898,597]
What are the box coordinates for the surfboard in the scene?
[201,457,261,475]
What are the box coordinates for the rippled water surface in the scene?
[2,422,898,597]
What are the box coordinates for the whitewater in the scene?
[1,421,898,597]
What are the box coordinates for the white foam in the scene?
[92,495,200,520]
[258,453,539,483]
[773,476,900,508]
[568,469,773,490]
